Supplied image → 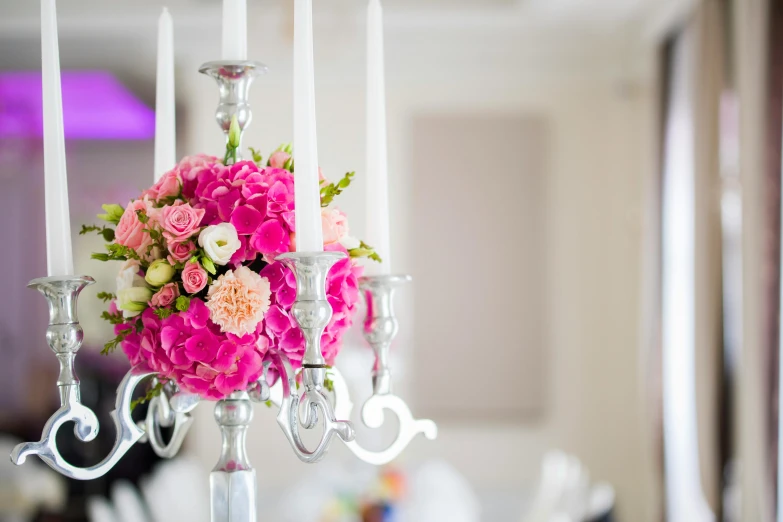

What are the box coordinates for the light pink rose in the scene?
[268,151,291,169]
[143,170,181,201]
[150,283,180,308]
[321,208,349,246]
[160,202,205,243]
[167,241,196,265]
[182,261,208,294]
[115,199,155,256]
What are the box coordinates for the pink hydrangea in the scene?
[111,149,363,400]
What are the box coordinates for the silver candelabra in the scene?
[9,60,436,522]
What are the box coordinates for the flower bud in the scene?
[98,203,125,224]
[117,287,154,316]
[145,259,176,286]
[228,114,241,149]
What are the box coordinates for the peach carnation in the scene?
[206,266,271,336]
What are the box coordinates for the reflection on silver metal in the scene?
[146,381,196,459]
[10,276,155,479]
[211,392,257,522]
[275,252,355,462]
[346,275,437,465]
[199,60,268,158]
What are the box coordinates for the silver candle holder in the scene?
[10,59,436,522]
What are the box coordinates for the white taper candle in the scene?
[365,0,391,274]
[293,0,324,252]
[154,7,176,182]
[222,0,247,61]
[41,0,73,277]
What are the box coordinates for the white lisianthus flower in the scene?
[199,223,242,266]
[117,287,154,317]
[116,260,153,317]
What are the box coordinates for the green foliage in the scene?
[249,147,263,165]
[102,329,131,355]
[92,243,140,263]
[80,224,115,242]
[130,381,164,412]
[320,172,355,207]
[154,307,176,320]
[97,292,116,303]
[175,296,191,312]
[135,209,150,224]
[348,241,382,263]
[100,310,125,326]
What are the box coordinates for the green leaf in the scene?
[100,310,125,325]
[249,147,263,164]
[348,241,383,263]
[101,228,115,242]
[102,328,132,355]
[130,381,164,412]
[154,307,175,320]
[97,292,116,303]
[201,255,217,275]
[91,253,111,262]
[320,172,354,207]
[175,296,191,312]
[135,209,150,224]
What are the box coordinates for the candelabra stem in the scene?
[199,60,268,161]
[211,391,256,522]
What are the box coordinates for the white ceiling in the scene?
[0,0,683,34]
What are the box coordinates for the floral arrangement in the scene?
[83,137,380,401]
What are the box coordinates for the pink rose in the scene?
[268,151,291,169]
[160,202,205,243]
[150,283,180,308]
[321,208,349,246]
[168,241,196,264]
[143,170,181,201]
[115,198,155,256]
[182,261,208,294]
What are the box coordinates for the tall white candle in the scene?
[222,0,247,61]
[293,0,324,252]
[154,7,176,182]
[365,0,391,275]
[41,0,73,277]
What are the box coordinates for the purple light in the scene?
[0,71,155,140]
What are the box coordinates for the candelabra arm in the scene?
[199,61,267,160]
[339,275,437,466]
[211,392,257,522]
[274,252,355,463]
[10,276,158,479]
[11,366,154,480]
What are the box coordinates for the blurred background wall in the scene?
[2,1,769,521]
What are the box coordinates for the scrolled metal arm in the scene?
[11,367,155,480]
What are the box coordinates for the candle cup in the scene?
[359,274,411,396]
[199,61,268,161]
[29,276,95,407]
